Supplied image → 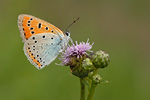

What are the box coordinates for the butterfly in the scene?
[18,14,71,70]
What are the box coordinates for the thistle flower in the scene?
[60,39,93,66]
[59,39,110,100]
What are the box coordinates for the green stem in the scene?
[87,81,97,100]
[80,78,85,100]
[87,68,98,100]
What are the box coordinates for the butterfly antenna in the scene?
[65,17,80,32]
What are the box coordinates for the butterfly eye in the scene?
[65,32,70,36]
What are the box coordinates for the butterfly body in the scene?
[18,14,70,69]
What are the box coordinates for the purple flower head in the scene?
[60,39,94,65]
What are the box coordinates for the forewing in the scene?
[24,33,62,69]
[18,14,64,42]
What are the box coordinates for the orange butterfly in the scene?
[18,14,70,69]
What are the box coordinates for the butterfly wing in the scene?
[18,14,70,69]
[18,14,65,42]
[24,33,62,69]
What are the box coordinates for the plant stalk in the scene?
[80,78,85,100]
[87,81,97,100]
[87,68,98,100]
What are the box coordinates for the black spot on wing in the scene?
[31,31,34,34]
[38,23,42,28]
[42,35,45,38]
[30,27,33,30]
[32,37,35,40]
[45,27,48,30]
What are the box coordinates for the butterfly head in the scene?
[64,31,70,37]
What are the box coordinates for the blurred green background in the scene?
[0,0,150,100]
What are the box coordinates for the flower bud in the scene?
[70,66,90,78]
[70,57,90,78]
[82,58,94,71]
[91,50,110,68]
[93,74,102,84]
